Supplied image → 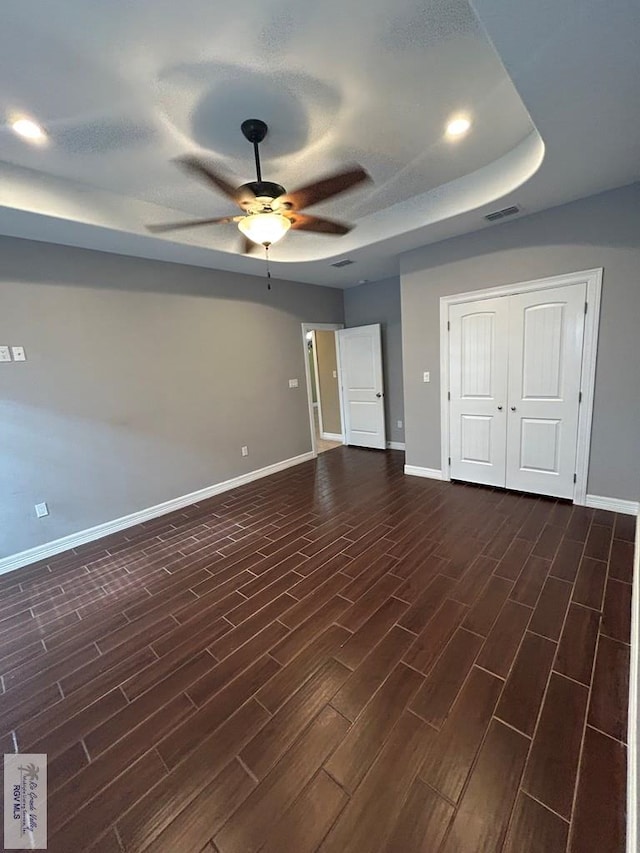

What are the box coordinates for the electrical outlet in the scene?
[332,370,337,379]
[288,378,299,388]
[241,446,249,457]
[0,346,11,362]
[423,371,430,383]
[35,502,49,518]
[11,346,26,361]
[397,420,403,429]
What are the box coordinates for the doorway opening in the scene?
[302,324,344,455]
[302,322,388,456]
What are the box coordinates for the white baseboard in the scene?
[399,480,639,514]
[386,441,406,451]
[321,432,343,442]
[0,451,315,576]
[585,494,639,516]
[628,514,639,853]
[404,464,443,480]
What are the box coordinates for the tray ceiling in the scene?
[0,0,637,285]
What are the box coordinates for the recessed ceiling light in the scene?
[11,117,47,143]
[446,116,471,139]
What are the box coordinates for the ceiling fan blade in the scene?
[175,155,250,206]
[146,216,237,233]
[288,213,352,235]
[282,166,371,210]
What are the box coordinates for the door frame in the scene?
[439,268,603,505]
[301,323,344,458]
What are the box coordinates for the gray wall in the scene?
[400,181,640,502]
[344,277,404,445]
[1,236,343,557]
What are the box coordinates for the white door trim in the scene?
[439,268,603,504]
[301,323,344,457]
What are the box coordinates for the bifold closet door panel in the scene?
[449,297,509,487]
[505,283,586,499]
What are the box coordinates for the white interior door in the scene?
[449,298,509,486]
[337,324,386,449]
[505,283,586,498]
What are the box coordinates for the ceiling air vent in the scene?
[485,205,520,222]
[331,259,354,268]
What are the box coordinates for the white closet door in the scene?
[449,297,509,486]
[337,324,386,449]
[505,283,586,498]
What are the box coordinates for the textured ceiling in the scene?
[0,0,536,257]
[0,0,638,285]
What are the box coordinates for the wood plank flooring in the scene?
[0,448,632,852]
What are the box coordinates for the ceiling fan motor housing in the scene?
[239,181,288,212]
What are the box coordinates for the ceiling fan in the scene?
[146,119,371,253]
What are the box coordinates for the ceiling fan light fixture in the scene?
[238,212,291,247]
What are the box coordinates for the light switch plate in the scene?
[288,378,299,388]
[332,370,337,379]
[423,371,430,383]
[12,346,26,361]
[0,346,11,362]
[35,502,49,518]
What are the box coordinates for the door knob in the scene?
[511,406,516,411]
[497,405,503,411]
[376,392,382,398]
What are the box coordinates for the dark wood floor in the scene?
[0,448,633,852]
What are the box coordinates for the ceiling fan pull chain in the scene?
[265,245,271,290]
